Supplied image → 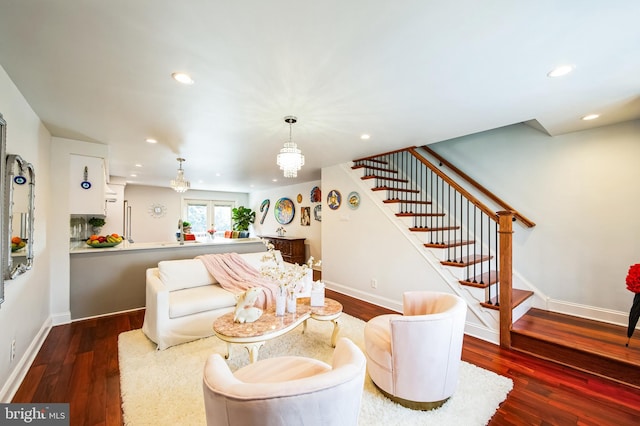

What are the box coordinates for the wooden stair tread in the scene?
[352,158,388,165]
[396,212,445,217]
[459,270,498,288]
[409,226,460,232]
[441,254,492,267]
[480,289,533,310]
[372,186,419,193]
[384,199,431,205]
[362,175,408,183]
[424,240,475,249]
[352,165,397,173]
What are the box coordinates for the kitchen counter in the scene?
[70,237,264,253]
[69,237,266,320]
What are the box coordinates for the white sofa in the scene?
[142,251,312,350]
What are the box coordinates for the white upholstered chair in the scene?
[364,291,467,410]
[202,337,366,426]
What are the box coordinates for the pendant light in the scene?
[276,116,304,178]
[170,157,190,193]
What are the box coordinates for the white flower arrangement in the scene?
[260,239,321,295]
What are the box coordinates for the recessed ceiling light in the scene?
[582,114,600,121]
[547,65,574,77]
[135,163,142,168]
[171,72,194,85]
[272,178,278,182]
[145,138,157,144]
[360,134,371,140]
[215,173,221,177]
[130,173,137,178]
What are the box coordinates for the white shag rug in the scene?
[119,314,512,426]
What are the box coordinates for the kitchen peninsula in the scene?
[69,238,265,319]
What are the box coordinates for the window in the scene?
[184,199,235,239]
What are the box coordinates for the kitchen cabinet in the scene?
[69,154,106,215]
[260,235,306,264]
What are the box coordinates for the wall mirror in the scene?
[0,114,5,305]
[3,153,35,280]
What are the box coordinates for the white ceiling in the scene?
[1,1,639,192]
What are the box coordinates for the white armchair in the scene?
[364,291,467,410]
[202,338,366,426]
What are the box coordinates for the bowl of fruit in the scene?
[11,236,27,252]
[86,233,124,248]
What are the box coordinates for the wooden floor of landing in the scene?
[512,308,640,389]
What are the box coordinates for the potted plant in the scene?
[232,206,255,237]
[88,217,106,234]
[182,221,192,234]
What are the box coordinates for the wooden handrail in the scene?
[407,148,498,223]
[421,145,536,228]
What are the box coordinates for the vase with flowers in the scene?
[260,239,320,315]
[625,264,640,347]
[207,228,215,241]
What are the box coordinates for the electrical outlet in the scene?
[371,279,377,289]
[10,339,16,362]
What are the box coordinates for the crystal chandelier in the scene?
[170,157,190,193]
[276,116,305,178]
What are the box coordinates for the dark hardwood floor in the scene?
[11,290,640,425]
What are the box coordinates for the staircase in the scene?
[351,146,640,389]
[352,146,535,346]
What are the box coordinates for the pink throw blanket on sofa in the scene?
[196,253,278,309]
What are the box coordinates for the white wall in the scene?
[249,180,322,262]
[123,185,249,243]
[0,65,52,400]
[321,168,449,313]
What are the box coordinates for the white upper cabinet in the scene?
[69,154,106,215]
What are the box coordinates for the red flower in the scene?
[626,264,640,293]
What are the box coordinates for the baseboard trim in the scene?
[547,299,633,328]
[71,307,145,323]
[326,281,402,312]
[0,317,52,403]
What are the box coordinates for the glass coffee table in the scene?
[213,298,343,364]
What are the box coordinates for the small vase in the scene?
[286,290,297,313]
[92,226,102,235]
[275,290,286,316]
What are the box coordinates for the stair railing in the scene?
[353,148,515,347]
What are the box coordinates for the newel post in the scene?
[497,211,514,348]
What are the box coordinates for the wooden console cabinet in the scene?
[260,235,306,265]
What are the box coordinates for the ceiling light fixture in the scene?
[170,157,191,192]
[547,65,574,77]
[171,72,194,85]
[146,138,158,144]
[276,115,305,178]
[361,134,371,140]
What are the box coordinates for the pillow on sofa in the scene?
[158,259,217,292]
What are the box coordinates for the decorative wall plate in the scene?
[259,199,270,224]
[148,203,167,218]
[297,193,303,203]
[347,191,361,209]
[274,197,295,224]
[327,189,341,210]
[314,204,322,222]
[310,186,321,203]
